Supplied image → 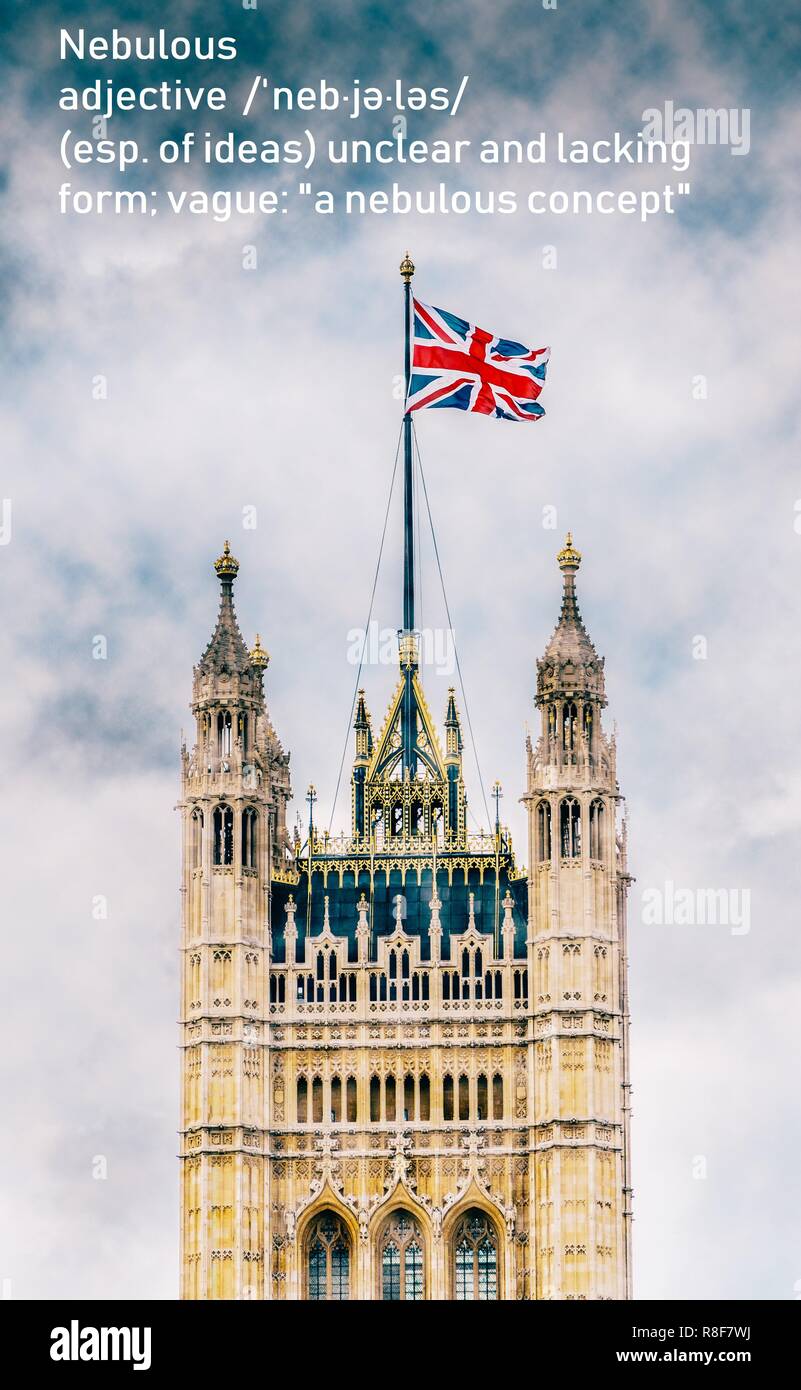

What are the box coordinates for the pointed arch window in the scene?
[443,1073,454,1122]
[403,1073,415,1122]
[536,800,551,862]
[346,1076,357,1123]
[190,809,204,868]
[297,1076,308,1124]
[458,1073,469,1121]
[307,1212,350,1301]
[560,797,581,858]
[419,1073,430,1121]
[217,711,232,759]
[583,703,593,745]
[477,1073,488,1121]
[562,701,577,754]
[380,1211,425,1301]
[311,1076,323,1123]
[453,1210,499,1301]
[213,805,234,865]
[241,807,257,869]
[385,1075,396,1122]
[589,798,605,860]
[492,1072,504,1120]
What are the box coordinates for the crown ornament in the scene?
[214,539,240,579]
[557,531,582,570]
[249,633,270,669]
[399,251,415,283]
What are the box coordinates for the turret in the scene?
[444,686,464,840]
[535,533,609,779]
[351,689,373,839]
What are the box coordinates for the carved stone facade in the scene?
[178,535,633,1300]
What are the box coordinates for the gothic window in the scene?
[477,1073,488,1121]
[514,968,529,1002]
[217,711,232,759]
[589,799,605,860]
[385,1075,396,1122]
[346,1076,357,1123]
[213,805,234,865]
[307,1212,351,1302]
[560,797,581,858]
[536,800,551,862]
[370,1075,381,1122]
[419,1073,430,1121]
[562,701,577,754]
[431,802,444,846]
[240,711,248,754]
[583,703,593,745]
[474,949,483,977]
[391,803,403,837]
[411,800,424,835]
[458,1073,469,1121]
[453,1210,499,1301]
[443,1073,454,1121]
[380,1212,425,1301]
[311,1076,323,1123]
[330,1076,342,1123]
[241,807,257,869]
[492,1072,504,1120]
[372,807,385,849]
[190,809,203,868]
[297,1076,308,1123]
[403,1073,415,1121]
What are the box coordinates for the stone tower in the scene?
[524,533,633,1299]
[178,534,633,1300]
[178,542,291,1300]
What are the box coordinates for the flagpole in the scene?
[400,252,416,776]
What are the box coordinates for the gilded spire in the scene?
[197,541,252,677]
[537,532,605,700]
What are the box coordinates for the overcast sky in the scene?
[1,0,800,1300]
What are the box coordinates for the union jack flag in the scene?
[406,298,550,422]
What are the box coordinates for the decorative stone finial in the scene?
[214,539,239,579]
[249,633,270,669]
[557,532,581,571]
[399,251,415,283]
[557,531,581,571]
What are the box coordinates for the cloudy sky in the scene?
[1,0,799,1300]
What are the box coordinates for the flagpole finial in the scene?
[400,252,415,284]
